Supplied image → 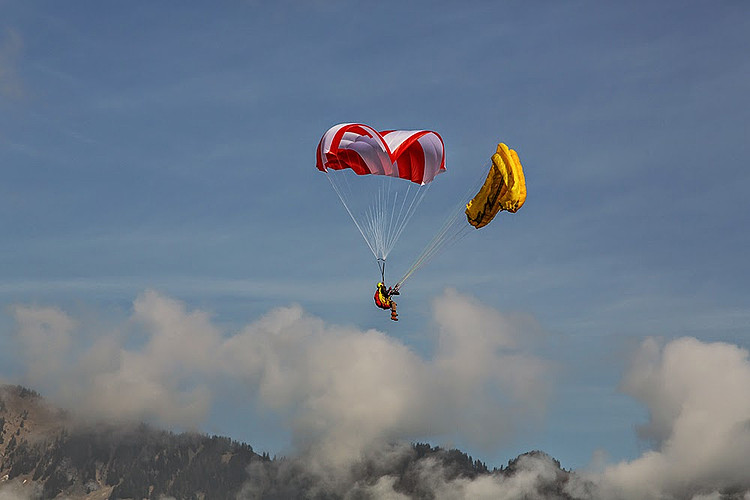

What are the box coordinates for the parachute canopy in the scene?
[465,143,527,228]
[316,123,446,267]
[316,123,445,185]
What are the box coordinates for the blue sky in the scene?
[1,0,749,477]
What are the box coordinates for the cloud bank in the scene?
[597,337,750,499]
[7,292,750,498]
[307,336,750,500]
[9,288,551,468]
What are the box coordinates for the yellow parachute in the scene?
[465,143,527,228]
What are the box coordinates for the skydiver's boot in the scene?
[390,303,398,321]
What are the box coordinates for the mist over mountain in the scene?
[5,292,750,499]
[0,384,581,499]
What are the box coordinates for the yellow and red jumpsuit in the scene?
[374,285,398,320]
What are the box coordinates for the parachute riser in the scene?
[377,258,386,283]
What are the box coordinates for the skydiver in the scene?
[374,282,400,321]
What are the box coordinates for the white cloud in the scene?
[7,288,552,470]
[11,304,76,388]
[11,292,218,428]
[432,289,551,439]
[220,287,552,466]
[344,336,750,500]
[353,452,569,500]
[598,337,750,499]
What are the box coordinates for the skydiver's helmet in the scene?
[377,282,386,292]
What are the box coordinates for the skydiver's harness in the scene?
[374,288,392,309]
[375,259,399,320]
[374,285,399,321]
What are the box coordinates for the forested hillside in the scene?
[1,385,576,499]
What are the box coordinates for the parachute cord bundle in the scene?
[395,161,491,290]
[395,202,471,289]
[365,178,431,260]
[327,171,431,262]
[327,174,378,257]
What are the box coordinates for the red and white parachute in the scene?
[316,123,445,184]
[316,123,446,276]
